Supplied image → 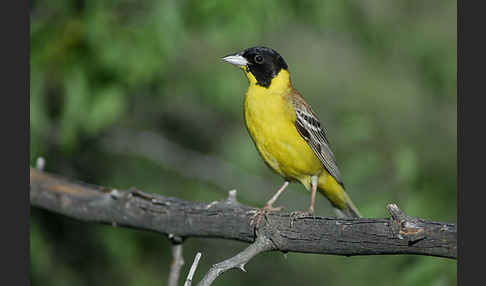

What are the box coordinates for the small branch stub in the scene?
[225,189,238,205]
[168,234,184,244]
[387,203,426,243]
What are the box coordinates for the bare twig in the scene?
[168,236,185,286]
[184,252,202,286]
[30,168,457,259]
[197,234,275,286]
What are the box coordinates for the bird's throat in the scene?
[244,68,292,93]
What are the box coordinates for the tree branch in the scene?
[168,236,185,286]
[30,168,456,259]
[197,234,274,286]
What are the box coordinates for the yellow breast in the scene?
[243,69,324,188]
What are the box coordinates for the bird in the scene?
[222,46,361,221]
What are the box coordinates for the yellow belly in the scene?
[244,87,323,189]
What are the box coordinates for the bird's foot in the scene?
[248,204,283,227]
[289,210,314,227]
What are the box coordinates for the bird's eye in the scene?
[254,55,264,64]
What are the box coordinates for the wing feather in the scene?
[291,91,344,186]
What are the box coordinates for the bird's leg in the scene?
[308,176,318,214]
[290,176,318,227]
[264,181,289,210]
[249,181,289,226]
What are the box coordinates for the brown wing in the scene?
[290,90,344,186]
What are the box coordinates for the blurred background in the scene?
[30,0,457,285]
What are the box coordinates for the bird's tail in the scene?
[317,173,361,218]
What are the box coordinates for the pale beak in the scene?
[222,54,248,67]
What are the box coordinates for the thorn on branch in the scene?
[387,203,426,244]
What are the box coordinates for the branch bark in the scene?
[30,168,456,259]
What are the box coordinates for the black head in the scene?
[223,46,288,88]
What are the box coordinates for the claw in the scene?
[249,181,289,227]
[249,205,283,227]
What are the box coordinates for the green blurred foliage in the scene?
[30,0,456,285]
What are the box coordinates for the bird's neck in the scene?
[245,69,292,94]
